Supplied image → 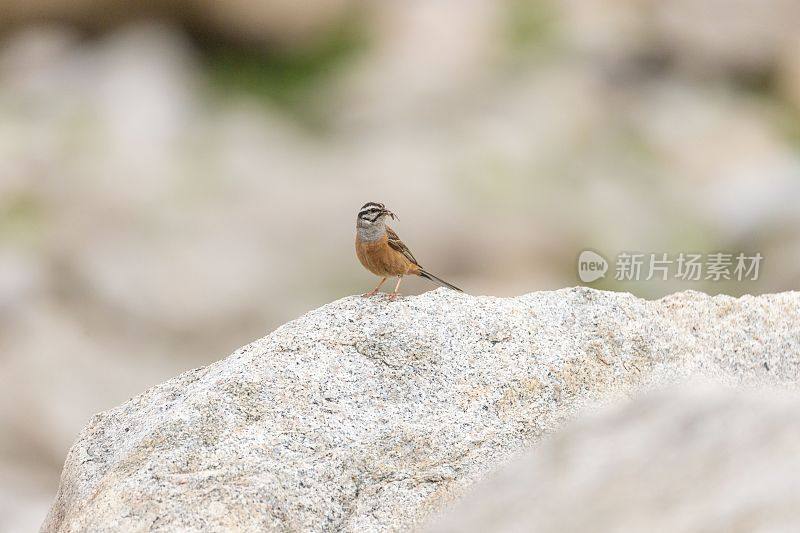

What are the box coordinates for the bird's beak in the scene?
[382,209,397,220]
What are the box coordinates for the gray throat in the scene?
[357,220,386,242]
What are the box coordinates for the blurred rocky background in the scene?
[428,386,800,533]
[1,0,799,530]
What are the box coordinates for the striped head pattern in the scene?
[357,202,396,224]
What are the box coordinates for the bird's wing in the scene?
[386,226,420,266]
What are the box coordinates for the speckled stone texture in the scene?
[42,288,800,532]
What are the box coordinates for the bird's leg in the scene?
[388,277,403,300]
[362,277,387,297]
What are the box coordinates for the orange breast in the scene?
[355,234,418,277]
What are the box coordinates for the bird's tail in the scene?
[418,269,463,292]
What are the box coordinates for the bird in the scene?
[355,202,462,300]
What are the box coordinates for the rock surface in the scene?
[42,288,800,532]
[426,385,800,533]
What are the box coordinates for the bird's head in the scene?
[357,202,396,227]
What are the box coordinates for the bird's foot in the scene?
[361,290,380,298]
[387,292,400,301]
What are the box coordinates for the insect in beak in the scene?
[382,209,397,220]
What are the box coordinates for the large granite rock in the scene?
[42,288,800,532]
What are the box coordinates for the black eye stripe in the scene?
[358,209,384,222]
[358,202,388,223]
